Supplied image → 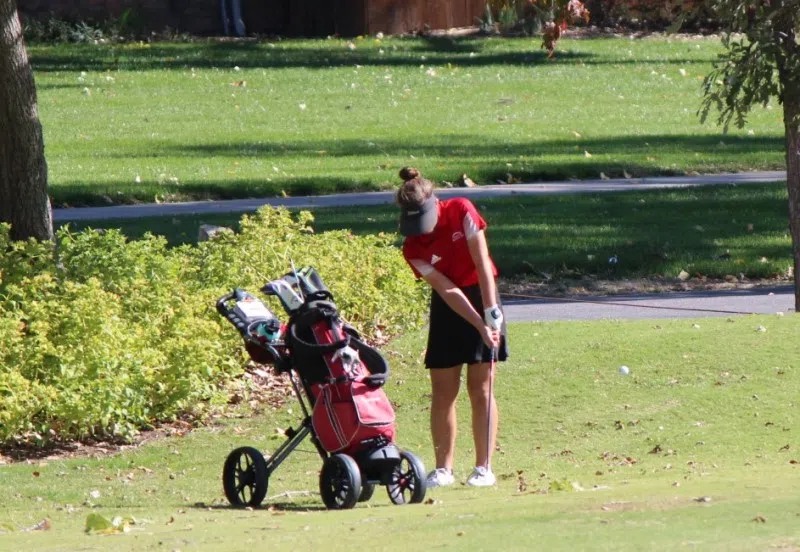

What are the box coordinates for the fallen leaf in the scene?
[22,519,51,532]
[85,513,134,535]
[549,479,574,492]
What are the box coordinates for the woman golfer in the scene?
[396,167,508,487]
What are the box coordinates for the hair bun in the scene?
[399,167,420,182]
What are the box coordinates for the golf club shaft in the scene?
[486,346,496,469]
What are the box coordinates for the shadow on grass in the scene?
[48,132,784,207]
[50,175,386,208]
[28,36,714,72]
[142,134,784,163]
[36,82,87,90]
[483,185,789,277]
[193,502,329,513]
[61,183,791,281]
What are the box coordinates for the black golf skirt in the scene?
[425,284,509,369]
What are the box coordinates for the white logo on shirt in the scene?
[452,231,464,242]
[431,254,441,265]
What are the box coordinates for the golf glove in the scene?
[484,305,503,331]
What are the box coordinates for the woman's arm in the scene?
[467,230,498,312]
[422,268,499,348]
[423,270,484,330]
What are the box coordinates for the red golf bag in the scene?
[287,299,396,455]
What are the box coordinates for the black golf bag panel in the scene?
[286,299,389,386]
[285,299,396,455]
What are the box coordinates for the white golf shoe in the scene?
[466,466,496,487]
[426,468,455,488]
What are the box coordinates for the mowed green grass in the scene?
[64,183,793,281]
[1,315,798,550]
[31,36,785,208]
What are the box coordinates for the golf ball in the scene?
[619,365,630,375]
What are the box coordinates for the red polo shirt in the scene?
[402,197,498,288]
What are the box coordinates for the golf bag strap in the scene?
[349,336,389,387]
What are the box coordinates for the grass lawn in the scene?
[1,315,798,550]
[64,182,793,281]
[31,35,786,208]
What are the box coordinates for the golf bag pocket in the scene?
[312,381,395,453]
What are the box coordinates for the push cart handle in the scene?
[216,291,252,335]
[216,292,235,317]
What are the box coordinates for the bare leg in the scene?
[467,362,498,469]
[429,366,462,470]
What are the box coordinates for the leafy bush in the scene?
[21,10,185,45]
[22,17,109,44]
[483,1,590,54]
[0,210,427,445]
[583,1,718,30]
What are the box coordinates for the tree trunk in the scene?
[785,98,800,312]
[774,6,800,311]
[0,0,52,242]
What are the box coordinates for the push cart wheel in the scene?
[222,446,269,507]
[387,450,426,505]
[357,482,375,503]
[319,454,362,510]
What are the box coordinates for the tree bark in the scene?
[784,98,800,311]
[774,7,800,311]
[0,0,52,242]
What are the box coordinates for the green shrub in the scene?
[22,16,109,44]
[0,209,427,445]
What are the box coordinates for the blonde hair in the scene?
[396,167,434,210]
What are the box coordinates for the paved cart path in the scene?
[53,171,786,222]
[502,285,794,321]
